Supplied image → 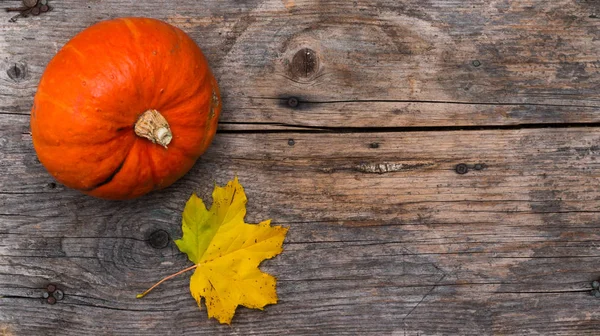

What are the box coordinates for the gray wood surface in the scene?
[1,0,600,335]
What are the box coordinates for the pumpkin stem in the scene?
[134,109,173,148]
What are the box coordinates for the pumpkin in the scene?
[30,17,221,200]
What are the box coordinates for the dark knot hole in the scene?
[147,229,170,249]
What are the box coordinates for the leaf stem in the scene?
[136,264,198,299]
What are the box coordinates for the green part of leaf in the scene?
[175,176,248,264]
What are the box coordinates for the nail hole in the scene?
[24,0,38,8]
[52,290,64,301]
[455,163,469,174]
[287,97,299,108]
[288,139,295,146]
[472,60,482,67]
[369,142,380,149]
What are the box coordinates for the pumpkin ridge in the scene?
[35,91,71,115]
[62,44,86,60]
[154,30,208,112]
[37,130,131,147]
[83,155,127,191]
[121,18,142,40]
[35,90,136,139]
[155,72,208,113]
[144,146,160,190]
[82,135,136,191]
[158,79,212,123]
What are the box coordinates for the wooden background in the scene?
[1,0,600,335]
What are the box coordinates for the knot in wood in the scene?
[147,229,170,249]
[6,62,27,82]
[290,48,319,79]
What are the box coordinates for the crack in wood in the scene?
[217,122,600,134]
[248,96,600,109]
[62,302,178,313]
[403,274,447,324]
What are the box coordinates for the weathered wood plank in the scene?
[1,0,600,128]
[1,119,600,335]
[1,0,600,335]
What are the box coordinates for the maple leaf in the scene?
[137,177,288,324]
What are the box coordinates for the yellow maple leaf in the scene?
[137,177,288,324]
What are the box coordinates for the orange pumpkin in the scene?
[30,17,221,200]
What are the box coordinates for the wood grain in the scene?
[1,0,600,128]
[1,0,600,335]
[2,112,600,334]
